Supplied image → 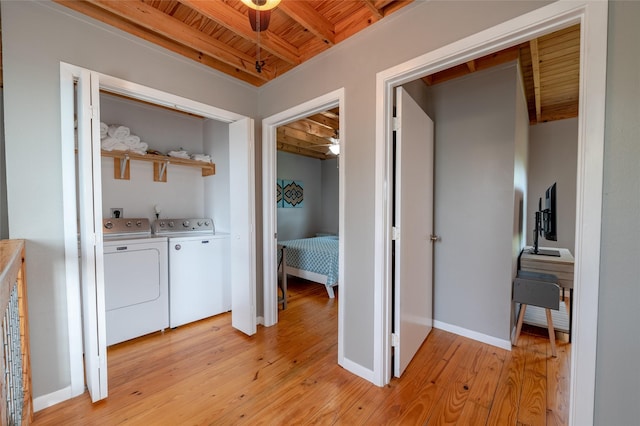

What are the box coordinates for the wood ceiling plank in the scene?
[529,38,542,123]
[88,0,273,81]
[278,0,336,46]
[335,7,377,43]
[277,142,328,160]
[54,0,266,86]
[278,126,333,147]
[306,113,339,131]
[287,120,336,138]
[179,0,301,65]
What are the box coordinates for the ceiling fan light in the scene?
[241,0,281,11]
[328,144,340,155]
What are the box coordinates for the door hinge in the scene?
[392,226,400,241]
[393,117,400,131]
[89,105,98,120]
[391,333,399,347]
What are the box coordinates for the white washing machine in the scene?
[103,218,168,345]
[153,218,230,328]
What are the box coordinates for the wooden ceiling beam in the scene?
[179,0,301,66]
[305,113,339,131]
[360,0,384,20]
[54,0,266,86]
[530,38,542,123]
[278,0,335,46]
[87,0,273,81]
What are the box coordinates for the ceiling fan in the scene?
[310,130,340,155]
[241,0,280,32]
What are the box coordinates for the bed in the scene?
[278,236,339,298]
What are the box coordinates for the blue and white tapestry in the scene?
[282,179,304,208]
[276,180,284,208]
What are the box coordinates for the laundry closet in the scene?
[99,92,232,345]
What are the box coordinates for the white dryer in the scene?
[103,218,168,346]
[153,218,230,328]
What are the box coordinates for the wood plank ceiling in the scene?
[13,2,578,160]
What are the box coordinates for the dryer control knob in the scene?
[126,221,133,227]
[175,244,181,251]
[183,220,190,227]
[204,221,211,227]
[168,221,174,227]
[104,221,113,229]
[136,220,142,227]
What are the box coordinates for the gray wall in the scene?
[204,120,231,233]
[595,1,640,423]
[0,89,7,239]
[1,0,257,399]
[258,0,547,370]
[527,118,578,251]
[430,64,524,341]
[320,158,339,235]
[276,151,322,241]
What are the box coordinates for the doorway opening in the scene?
[262,88,346,369]
[61,63,256,403]
[373,2,607,424]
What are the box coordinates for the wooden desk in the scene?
[519,247,574,340]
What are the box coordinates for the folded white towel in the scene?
[191,154,212,163]
[107,125,130,140]
[101,137,128,152]
[100,122,108,139]
[168,150,190,159]
[123,135,141,146]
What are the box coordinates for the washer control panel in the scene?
[102,218,151,236]
[153,218,215,235]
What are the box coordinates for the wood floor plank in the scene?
[33,278,569,426]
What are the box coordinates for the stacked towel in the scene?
[108,125,130,140]
[191,154,212,163]
[100,123,148,154]
[101,137,129,152]
[168,150,190,159]
[100,122,108,139]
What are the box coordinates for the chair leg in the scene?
[545,308,557,357]
[513,304,527,346]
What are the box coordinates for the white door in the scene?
[393,87,435,377]
[229,118,257,335]
[77,70,108,400]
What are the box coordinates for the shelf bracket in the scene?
[114,155,130,180]
[154,160,169,183]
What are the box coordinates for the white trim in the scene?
[61,62,255,404]
[33,386,74,412]
[433,320,512,351]
[261,88,347,367]
[339,357,375,384]
[59,63,86,398]
[374,2,607,425]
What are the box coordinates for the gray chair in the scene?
[512,270,560,357]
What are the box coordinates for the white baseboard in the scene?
[33,386,77,412]
[434,320,512,351]
[256,315,265,326]
[339,356,375,384]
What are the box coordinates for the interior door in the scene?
[393,86,435,377]
[229,118,257,335]
[77,70,108,400]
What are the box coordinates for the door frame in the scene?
[261,88,345,363]
[373,2,607,425]
[60,62,255,401]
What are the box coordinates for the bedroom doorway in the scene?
[373,2,607,424]
[262,88,345,366]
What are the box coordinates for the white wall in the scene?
[320,158,339,235]
[100,94,211,221]
[596,1,640,423]
[204,120,231,233]
[1,0,257,400]
[276,151,322,241]
[258,0,548,370]
[429,64,522,341]
[527,118,578,251]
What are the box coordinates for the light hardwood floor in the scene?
[33,278,570,425]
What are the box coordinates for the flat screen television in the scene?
[531,182,560,256]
